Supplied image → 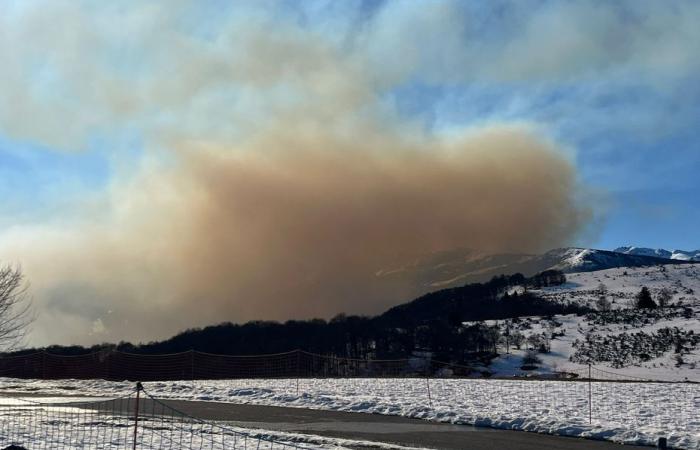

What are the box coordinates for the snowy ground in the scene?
[482,311,700,381]
[541,264,700,309]
[1,377,698,449]
[479,264,700,381]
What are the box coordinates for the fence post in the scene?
[296,350,301,396]
[105,350,111,380]
[133,382,142,450]
[425,376,433,408]
[588,363,592,424]
[191,349,195,389]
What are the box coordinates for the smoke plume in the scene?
[0,2,593,344]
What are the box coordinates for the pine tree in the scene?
[635,286,657,309]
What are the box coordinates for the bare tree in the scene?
[0,264,33,351]
[657,287,673,309]
[597,283,607,295]
[510,331,525,350]
[595,295,612,312]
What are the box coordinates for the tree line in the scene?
[9,270,583,366]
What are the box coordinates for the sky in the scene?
[0,0,698,345]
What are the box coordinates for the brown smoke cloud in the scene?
[0,2,593,345]
[3,123,590,345]
[167,127,587,323]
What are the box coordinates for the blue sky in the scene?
[406,76,700,249]
[1,0,697,251]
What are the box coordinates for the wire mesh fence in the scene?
[0,349,441,380]
[0,394,135,449]
[0,350,697,449]
[0,376,696,449]
[0,384,316,449]
[4,348,690,381]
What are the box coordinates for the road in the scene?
[133,399,653,450]
[2,393,654,450]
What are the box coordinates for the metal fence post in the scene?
[191,349,195,390]
[105,350,110,380]
[588,363,592,424]
[133,382,143,450]
[296,350,301,396]
[425,376,433,407]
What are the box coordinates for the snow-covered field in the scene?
[483,310,700,381]
[541,264,700,308]
[1,376,698,449]
[481,264,700,381]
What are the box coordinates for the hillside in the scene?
[481,264,700,381]
[11,254,699,382]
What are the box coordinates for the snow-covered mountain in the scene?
[546,247,695,271]
[614,246,700,261]
[375,246,691,294]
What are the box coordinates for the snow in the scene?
[542,264,700,303]
[671,250,700,262]
[615,247,673,259]
[0,395,421,449]
[615,247,700,262]
[477,312,700,381]
[0,376,697,449]
[561,248,594,268]
[472,264,700,381]
[548,247,635,272]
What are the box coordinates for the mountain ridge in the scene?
[614,246,700,261]
[374,246,697,295]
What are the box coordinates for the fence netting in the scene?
[1,377,695,449]
[0,350,697,449]
[0,349,663,380]
[0,349,476,380]
[0,385,316,449]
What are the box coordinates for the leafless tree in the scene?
[0,264,33,351]
[597,283,607,295]
[509,331,524,350]
[657,287,673,309]
[595,295,612,312]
